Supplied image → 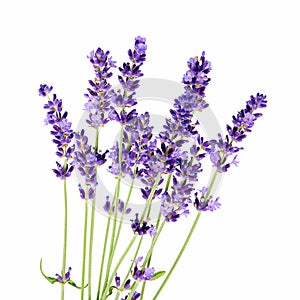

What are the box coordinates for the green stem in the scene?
[61,179,68,300]
[143,221,165,267]
[127,235,144,281]
[101,177,121,294]
[88,197,96,300]
[96,215,111,300]
[140,174,172,300]
[81,198,89,300]
[153,212,202,300]
[140,173,162,222]
[101,235,138,300]
[101,126,124,294]
[113,176,135,251]
[87,128,100,299]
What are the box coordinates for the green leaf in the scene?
[67,280,88,289]
[150,271,166,281]
[105,286,119,299]
[39,258,60,284]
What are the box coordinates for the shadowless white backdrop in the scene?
[1,0,300,299]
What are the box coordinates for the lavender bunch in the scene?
[38,37,267,300]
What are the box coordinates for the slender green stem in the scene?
[101,235,138,300]
[205,169,219,200]
[153,212,202,300]
[113,176,135,251]
[87,128,100,300]
[140,173,162,222]
[127,235,144,281]
[60,179,68,300]
[101,126,124,294]
[140,174,172,300]
[96,215,111,300]
[101,177,121,294]
[87,197,96,300]
[81,198,89,300]
[143,221,165,267]
[95,128,99,153]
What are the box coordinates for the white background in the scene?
[1,0,300,299]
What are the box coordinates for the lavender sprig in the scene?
[38,84,76,300]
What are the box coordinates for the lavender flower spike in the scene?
[84,47,116,128]
[112,36,147,108]
[207,93,267,173]
[38,84,75,179]
[182,52,212,97]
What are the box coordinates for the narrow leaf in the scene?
[150,271,166,281]
[67,280,88,289]
[39,258,60,284]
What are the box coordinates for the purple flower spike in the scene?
[207,93,267,173]
[113,36,147,108]
[182,52,212,97]
[39,84,75,179]
[84,47,116,128]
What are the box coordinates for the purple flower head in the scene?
[228,93,267,142]
[52,162,74,179]
[131,213,156,236]
[128,36,147,63]
[74,129,107,193]
[124,279,131,290]
[84,47,116,128]
[103,196,112,213]
[118,199,132,214]
[103,196,131,215]
[132,256,155,281]
[207,93,267,173]
[55,267,72,283]
[160,154,203,222]
[194,189,221,212]
[39,84,53,97]
[117,36,147,108]
[115,274,121,287]
[182,52,212,97]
